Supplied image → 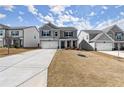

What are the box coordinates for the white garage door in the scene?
[96,43,113,51]
[40,41,58,49]
[0,41,3,47]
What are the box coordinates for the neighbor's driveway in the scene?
[99,51,124,58]
[0,49,56,87]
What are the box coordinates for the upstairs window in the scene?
[64,32,73,37]
[11,31,19,36]
[42,30,51,36]
[55,32,58,36]
[116,32,123,40]
[0,30,3,36]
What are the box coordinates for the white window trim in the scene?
[116,32,123,40]
[11,31,19,36]
[64,31,73,37]
[0,30,3,36]
[42,30,51,36]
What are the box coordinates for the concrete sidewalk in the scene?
[99,51,124,58]
[0,49,56,87]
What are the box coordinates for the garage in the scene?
[96,42,113,51]
[40,40,58,49]
[0,40,3,47]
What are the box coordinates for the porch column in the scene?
[75,40,77,48]
[71,40,73,48]
[65,40,67,48]
[3,39,4,47]
[58,40,61,49]
[112,42,114,51]
[77,40,80,48]
[94,42,97,51]
[11,39,13,45]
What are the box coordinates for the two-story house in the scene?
[78,25,124,51]
[39,22,78,49]
[0,24,39,48]
[0,24,10,47]
[7,26,40,48]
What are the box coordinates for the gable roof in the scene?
[39,22,77,31]
[47,22,59,29]
[80,30,102,40]
[83,30,102,34]
[81,24,123,42]
[102,24,123,33]
[91,25,123,42]
[90,32,114,42]
[59,27,77,31]
[40,22,59,30]
[9,26,28,30]
[0,24,10,29]
[90,33,103,41]
[8,26,36,30]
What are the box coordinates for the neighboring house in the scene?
[39,22,78,49]
[0,24,39,48]
[78,25,124,51]
[0,24,10,47]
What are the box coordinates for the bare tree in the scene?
[4,29,12,55]
[6,36,11,55]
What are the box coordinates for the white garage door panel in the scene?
[0,41,3,47]
[96,43,112,51]
[41,41,58,49]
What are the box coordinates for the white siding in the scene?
[0,29,5,38]
[23,27,39,47]
[0,30,5,47]
[78,31,89,48]
[0,40,3,47]
[89,42,95,49]
[40,40,58,49]
[8,30,23,37]
[96,43,113,51]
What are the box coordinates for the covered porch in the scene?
[3,38,24,48]
[59,39,77,49]
[114,41,124,50]
[11,38,23,48]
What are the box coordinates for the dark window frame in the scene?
[11,31,19,36]
[55,32,58,36]
[115,32,123,40]
[42,30,51,36]
[64,31,73,37]
[0,30,3,36]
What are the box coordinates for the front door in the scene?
[114,43,118,50]
[67,41,71,48]
[73,41,77,48]
[13,39,20,48]
[61,41,65,48]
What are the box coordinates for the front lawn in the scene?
[48,49,124,87]
[0,48,34,57]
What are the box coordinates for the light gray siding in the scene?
[97,33,112,42]
[79,40,94,51]
[39,23,78,49]
[107,25,124,41]
[24,27,39,47]
[39,23,77,40]
[60,30,77,39]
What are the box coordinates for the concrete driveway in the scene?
[99,51,124,58]
[0,49,56,87]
